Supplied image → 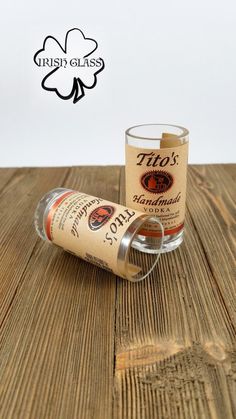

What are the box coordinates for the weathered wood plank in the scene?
[113,166,236,419]
[0,165,235,419]
[0,168,17,193]
[0,167,69,326]
[187,165,236,321]
[0,167,120,419]
[114,344,235,419]
[221,164,236,183]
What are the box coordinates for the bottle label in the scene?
[126,141,188,236]
[45,191,144,277]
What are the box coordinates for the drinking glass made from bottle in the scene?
[125,124,189,253]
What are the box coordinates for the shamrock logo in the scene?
[34,28,105,103]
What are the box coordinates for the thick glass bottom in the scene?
[131,229,184,254]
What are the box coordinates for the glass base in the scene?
[131,229,184,254]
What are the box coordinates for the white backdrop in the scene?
[0,0,236,166]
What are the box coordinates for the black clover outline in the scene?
[33,28,105,104]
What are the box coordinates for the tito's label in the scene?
[45,191,143,277]
[125,142,188,236]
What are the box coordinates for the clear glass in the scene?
[34,188,164,282]
[125,124,189,253]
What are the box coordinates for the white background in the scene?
[0,0,236,166]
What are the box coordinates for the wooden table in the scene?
[0,165,235,419]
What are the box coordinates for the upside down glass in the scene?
[125,124,189,253]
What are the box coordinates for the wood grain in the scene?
[0,168,69,326]
[0,165,235,419]
[0,166,120,419]
[187,165,236,322]
[0,168,17,193]
[113,165,236,419]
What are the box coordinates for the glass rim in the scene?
[125,123,189,141]
[117,214,164,282]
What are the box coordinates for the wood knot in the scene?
[204,342,226,361]
[116,341,185,370]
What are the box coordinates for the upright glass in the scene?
[125,124,189,253]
